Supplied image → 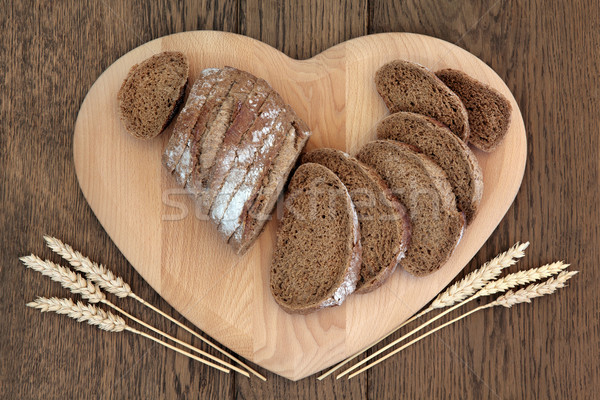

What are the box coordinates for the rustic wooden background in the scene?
[1,0,598,398]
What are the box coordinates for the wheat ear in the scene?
[336,260,569,379]
[20,255,249,377]
[346,270,577,379]
[27,297,229,373]
[43,236,265,381]
[318,242,529,380]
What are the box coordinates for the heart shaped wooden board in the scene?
[73,31,526,380]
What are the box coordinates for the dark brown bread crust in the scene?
[375,60,470,141]
[270,163,361,314]
[230,113,312,254]
[163,68,221,172]
[214,94,290,239]
[357,140,464,276]
[436,69,512,152]
[302,148,411,293]
[174,67,239,187]
[197,79,272,215]
[376,111,483,223]
[118,51,189,140]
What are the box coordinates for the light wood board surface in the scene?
[73,31,526,380]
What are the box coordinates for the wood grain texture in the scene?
[1,0,598,398]
[72,30,525,380]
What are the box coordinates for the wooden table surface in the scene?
[1,0,598,398]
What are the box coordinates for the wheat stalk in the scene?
[490,271,578,307]
[346,270,578,379]
[44,236,131,298]
[318,242,529,380]
[21,255,106,303]
[336,260,568,379]
[28,297,126,332]
[43,236,265,380]
[27,297,229,373]
[431,242,531,308]
[21,254,250,377]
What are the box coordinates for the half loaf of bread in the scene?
[162,66,311,254]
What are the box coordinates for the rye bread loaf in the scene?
[118,51,189,140]
[375,60,470,141]
[270,163,362,314]
[162,67,311,254]
[357,140,465,276]
[302,148,411,293]
[436,69,512,152]
[376,112,483,222]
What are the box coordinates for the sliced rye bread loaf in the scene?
[375,60,470,141]
[118,51,189,140]
[163,68,221,172]
[229,115,311,255]
[162,66,312,254]
[357,140,465,276]
[302,148,411,293]
[173,67,240,187]
[376,112,483,223]
[436,69,512,152]
[270,163,362,314]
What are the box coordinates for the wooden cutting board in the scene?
[73,31,526,380]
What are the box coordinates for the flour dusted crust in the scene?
[162,68,220,172]
[162,67,311,254]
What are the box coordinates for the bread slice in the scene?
[270,163,362,314]
[230,116,311,255]
[118,52,189,140]
[375,60,470,141]
[436,69,512,152]
[376,112,483,223]
[357,140,464,276]
[302,148,411,293]
[163,68,221,172]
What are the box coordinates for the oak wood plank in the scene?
[367,0,600,398]
[0,1,237,399]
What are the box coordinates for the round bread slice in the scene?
[270,163,362,314]
[118,51,189,139]
[375,60,470,141]
[302,148,411,293]
[376,112,483,223]
[436,69,512,152]
[357,140,465,276]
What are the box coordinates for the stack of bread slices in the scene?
[271,60,512,314]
